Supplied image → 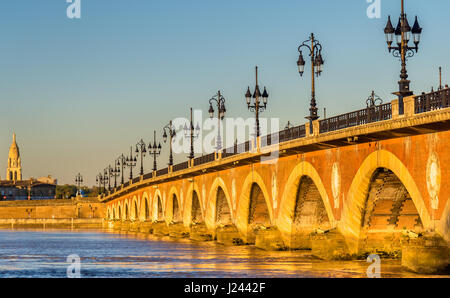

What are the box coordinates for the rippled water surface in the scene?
[0,229,446,278]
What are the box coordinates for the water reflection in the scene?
[0,229,446,278]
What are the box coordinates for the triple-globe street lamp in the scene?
[209,91,226,150]
[148,130,162,172]
[245,66,269,138]
[163,121,177,166]
[297,33,325,133]
[384,0,422,114]
[135,139,147,176]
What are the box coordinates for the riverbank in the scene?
[0,218,103,229]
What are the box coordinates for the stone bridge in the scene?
[101,91,450,274]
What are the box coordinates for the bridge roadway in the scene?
[101,92,450,274]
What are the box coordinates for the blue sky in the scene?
[0,0,449,185]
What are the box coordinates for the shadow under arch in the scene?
[235,171,273,243]
[140,192,151,221]
[117,203,122,221]
[277,161,335,247]
[183,182,203,227]
[340,150,431,253]
[166,186,182,224]
[152,189,165,222]
[205,177,233,232]
[131,196,139,221]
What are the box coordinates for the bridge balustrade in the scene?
[261,124,306,147]
[415,87,450,114]
[193,153,215,166]
[156,168,169,177]
[319,103,392,133]
[172,161,189,172]
[143,172,153,180]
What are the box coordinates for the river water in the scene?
[0,229,446,278]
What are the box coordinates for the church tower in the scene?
[6,133,22,181]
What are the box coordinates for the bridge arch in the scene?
[205,177,233,231]
[277,161,335,247]
[112,205,117,220]
[140,192,151,221]
[124,200,130,221]
[118,203,122,221]
[106,206,111,220]
[183,182,203,227]
[166,187,182,224]
[340,149,432,253]
[235,171,273,243]
[131,196,139,221]
[152,189,164,222]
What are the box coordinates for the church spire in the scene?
[6,132,22,181]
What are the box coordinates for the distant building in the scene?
[0,133,57,201]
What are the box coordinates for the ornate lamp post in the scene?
[384,0,422,114]
[184,107,200,158]
[125,147,137,180]
[96,173,104,194]
[135,139,147,176]
[163,121,177,166]
[110,163,120,189]
[104,167,111,191]
[208,91,226,150]
[148,130,162,171]
[116,154,126,185]
[245,66,269,137]
[297,33,324,133]
[74,173,83,196]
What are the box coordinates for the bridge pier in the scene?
[189,224,213,241]
[358,230,404,258]
[216,225,243,245]
[129,221,140,232]
[168,223,189,238]
[152,221,169,236]
[255,227,286,251]
[310,229,352,260]
[401,233,449,274]
[120,220,131,232]
[138,221,153,234]
[288,232,314,250]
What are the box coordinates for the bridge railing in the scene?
[319,103,392,133]
[143,172,153,180]
[193,153,215,166]
[172,161,189,172]
[261,124,306,147]
[156,168,168,177]
[415,87,450,114]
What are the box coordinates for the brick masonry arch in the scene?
[205,177,233,232]
[277,161,336,247]
[166,186,181,224]
[183,181,202,227]
[235,171,273,243]
[340,149,432,253]
[140,192,151,221]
